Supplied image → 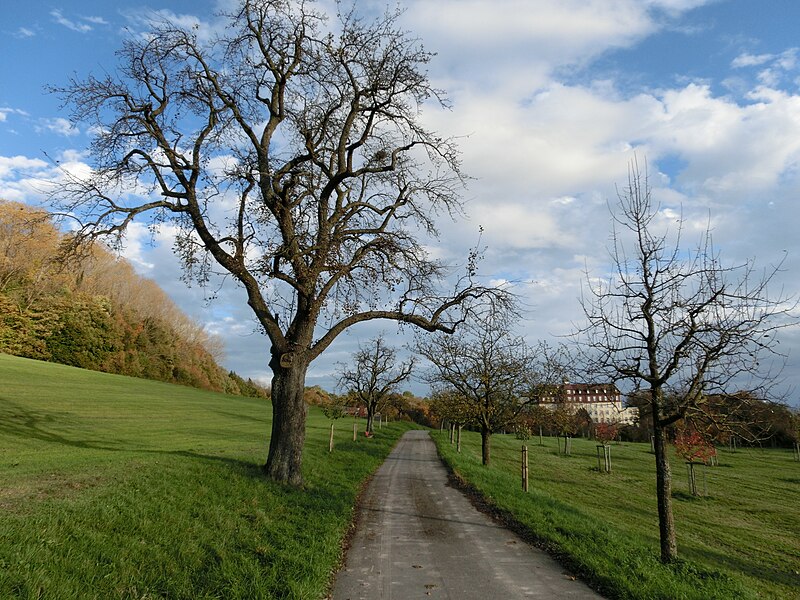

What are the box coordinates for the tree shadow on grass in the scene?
[681,544,800,592]
[0,397,271,479]
[0,397,128,452]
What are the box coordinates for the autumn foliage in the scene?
[594,422,619,444]
[0,200,266,396]
[674,428,717,464]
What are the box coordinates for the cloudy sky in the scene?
[3,0,800,400]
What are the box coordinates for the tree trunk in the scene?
[481,424,491,465]
[264,357,309,486]
[366,406,375,434]
[653,422,677,562]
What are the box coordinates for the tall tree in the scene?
[417,312,531,465]
[577,159,796,562]
[338,335,413,433]
[49,0,505,485]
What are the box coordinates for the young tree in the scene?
[338,335,413,434]
[417,312,531,465]
[49,1,506,485]
[578,159,796,562]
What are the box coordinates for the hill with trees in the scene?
[0,200,266,397]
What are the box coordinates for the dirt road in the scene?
[331,430,604,599]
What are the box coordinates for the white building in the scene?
[538,381,639,426]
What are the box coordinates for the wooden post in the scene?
[794,442,800,461]
[329,423,335,452]
[457,425,462,453]
[687,462,698,496]
[539,425,543,446]
[353,421,357,441]
[606,444,611,474]
[650,435,655,453]
[597,445,603,472]
[379,414,382,429]
[521,445,529,492]
[702,463,707,497]
[450,423,455,444]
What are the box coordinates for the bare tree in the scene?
[48,0,507,485]
[338,335,413,433]
[577,158,797,562]
[417,312,531,465]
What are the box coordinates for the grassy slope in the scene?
[0,353,414,599]
[434,429,800,600]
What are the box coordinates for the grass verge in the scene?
[433,429,799,600]
[0,353,414,599]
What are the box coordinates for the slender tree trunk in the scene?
[264,357,309,486]
[366,405,375,434]
[481,424,491,466]
[653,421,677,562]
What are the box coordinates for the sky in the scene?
[2,0,800,401]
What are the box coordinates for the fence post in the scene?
[457,425,462,453]
[521,445,529,492]
[353,421,357,441]
[329,423,334,453]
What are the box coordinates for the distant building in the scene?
[537,381,639,425]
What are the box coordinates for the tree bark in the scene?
[481,424,491,466]
[653,421,677,562]
[264,356,309,486]
[366,406,375,434]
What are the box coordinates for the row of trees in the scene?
[0,200,267,397]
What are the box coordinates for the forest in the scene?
[0,199,266,398]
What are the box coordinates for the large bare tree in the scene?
[338,334,413,433]
[49,0,506,485]
[578,159,796,562]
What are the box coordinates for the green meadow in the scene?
[0,353,413,599]
[434,429,800,600]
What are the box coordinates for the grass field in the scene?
[434,428,800,599]
[0,353,414,599]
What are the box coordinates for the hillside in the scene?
[0,200,265,396]
[0,354,413,598]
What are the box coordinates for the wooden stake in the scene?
[353,421,357,441]
[457,425,462,453]
[329,423,334,453]
[521,445,529,492]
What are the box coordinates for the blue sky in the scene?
[2,1,800,401]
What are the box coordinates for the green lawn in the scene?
[0,353,414,599]
[434,429,800,599]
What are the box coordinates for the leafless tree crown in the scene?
[49,0,508,361]
[579,158,797,426]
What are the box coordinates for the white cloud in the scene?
[121,8,221,44]
[0,155,48,179]
[403,0,715,97]
[14,27,35,38]
[732,53,774,68]
[50,9,93,33]
[0,107,28,122]
[40,117,79,137]
[82,16,109,26]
